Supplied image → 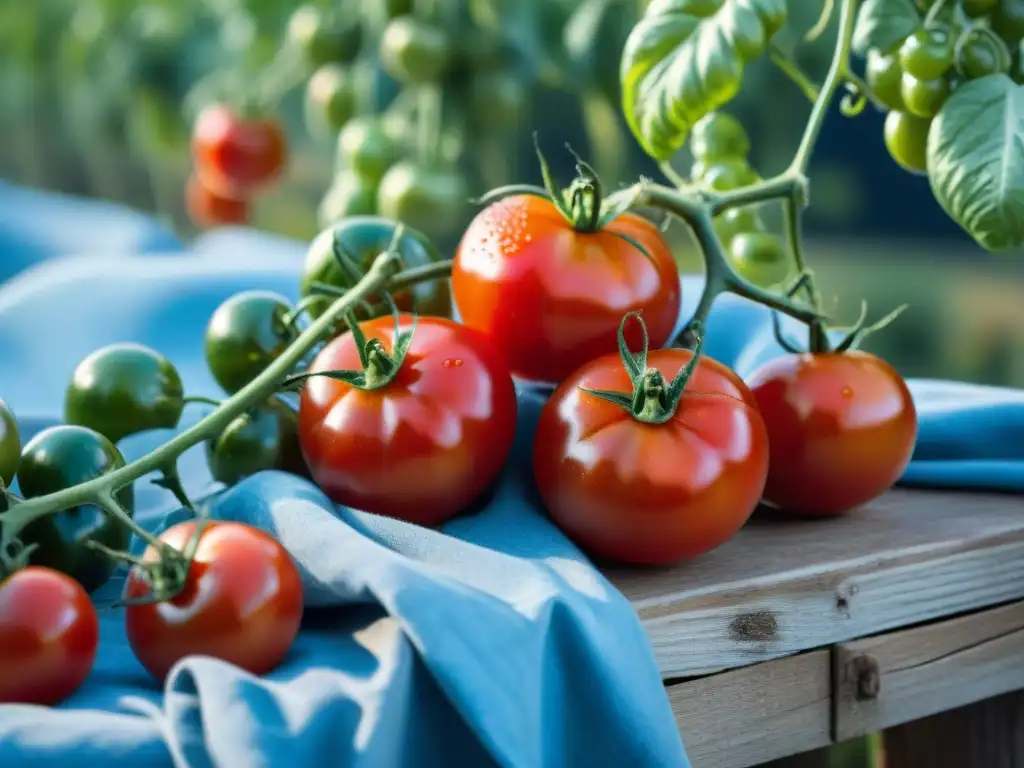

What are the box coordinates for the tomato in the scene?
[866,49,906,111]
[993,0,1024,46]
[956,29,1012,78]
[297,315,517,526]
[65,342,185,444]
[728,231,791,288]
[287,5,361,66]
[15,426,134,592]
[0,567,99,705]
[714,206,766,250]
[0,399,20,486]
[376,161,469,240]
[697,159,760,190]
[689,112,750,163]
[192,104,287,198]
[451,194,681,384]
[124,521,303,680]
[379,17,451,84]
[883,111,931,174]
[318,171,379,227]
[899,27,955,80]
[304,63,356,137]
[206,291,295,395]
[532,328,768,565]
[206,400,306,485]
[336,116,402,183]
[185,173,249,228]
[746,351,918,516]
[900,72,951,118]
[299,216,451,323]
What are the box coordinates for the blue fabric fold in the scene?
[0,191,1020,768]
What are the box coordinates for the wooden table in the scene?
[607,488,1024,768]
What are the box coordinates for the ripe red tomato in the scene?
[0,566,99,705]
[745,351,918,516]
[451,194,681,384]
[192,103,287,198]
[532,347,768,565]
[124,521,303,681]
[185,173,250,228]
[298,315,518,526]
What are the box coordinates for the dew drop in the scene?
[454,359,463,367]
[443,359,453,368]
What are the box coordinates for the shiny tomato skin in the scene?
[0,566,99,705]
[533,349,768,565]
[192,104,287,198]
[746,352,918,516]
[185,174,249,228]
[298,315,518,526]
[451,194,681,384]
[124,521,303,681]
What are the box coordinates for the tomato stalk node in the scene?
[152,460,195,513]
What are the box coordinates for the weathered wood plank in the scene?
[666,651,831,768]
[834,600,1024,741]
[609,489,1024,677]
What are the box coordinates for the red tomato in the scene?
[0,566,99,705]
[185,174,250,228]
[192,103,287,198]
[298,315,518,526]
[746,351,918,516]
[451,195,681,384]
[532,348,768,565]
[124,521,303,681]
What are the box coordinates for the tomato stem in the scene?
[152,460,195,513]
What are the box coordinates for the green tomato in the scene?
[962,0,999,17]
[993,0,1024,45]
[883,111,931,174]
[697,159,760,191]
[469,70,528,132]
[714,207,767,249]
[205,291,294,395]
[206,400,306,486]
[900,72,951,118]
[956,29,1012,78]
[65,343,184,444]
[376,161,469,240]
[300,216,451,322]
[287,5,361,67]
[728,232,791,289]
[14,425,133,593]
[689,112,750,163]
[318,171,379,228]
[0,399,20,486]
[866,49,906,111]
[379,17,451,84]
[337,116,403,183]
[899,27,956,80]
[304,64,356,138]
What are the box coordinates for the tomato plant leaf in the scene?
[620,0,788,162]
[927,74,1024,251]
[851,0,919,56]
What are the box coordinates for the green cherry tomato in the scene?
[379,17,451,84]
[962,0,999,17]
[304,64,356,138]
[884,111,931,174]
[900,72,951,118]
[469,70,528,132]
[299,216,451,322]
[690,112,750,163]
[376,161,469,240]
[728,232,791,289]
[866,49,907,110]
[14,426,133,593]
[956,29,1012,78]
[337,117,402,183]
[713,207,767,249]
[993,0,1024,45]
[205,292,295,395]
[899,26,956,80]
[697,159,760,191]
[65,343,184,444]
[318,171,379,228]
[0,399,20,486]
[287,5,361,67]
[206,400,306,486]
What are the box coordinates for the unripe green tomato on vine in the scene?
[689,112,750,163]
[696,159,760,191]
[714,207,767,249]
[956,29,1012,79]
[380,17,451,84]
[883,111,931,174]
[992,0,1024,45]
[318,171,379,227]
[337,117,402,183]
[962,0,998,17]
[377,161,469,240]
[728,232,791,289]
[287,5,361,67]
[205,291,295,395]
[866,49,907,111]
[304,64,355,138]
[900,26,956,80]
[900,72,951,118]
[206,400,306,486]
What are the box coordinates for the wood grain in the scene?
[833,600,1024,740]
[606,488,1024,677]
[666,651,831,768]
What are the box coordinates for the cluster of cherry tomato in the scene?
[869,0,1019,174]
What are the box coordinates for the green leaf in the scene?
[620,0,788,162]
[927,75,1024,252]
[851,0,919,57]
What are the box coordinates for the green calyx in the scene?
[580,311,704,425]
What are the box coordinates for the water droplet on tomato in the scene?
[841,386,853,398]
[443,359,453,368]
[454,359,463,367]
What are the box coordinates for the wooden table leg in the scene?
[883,690,1024,767]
